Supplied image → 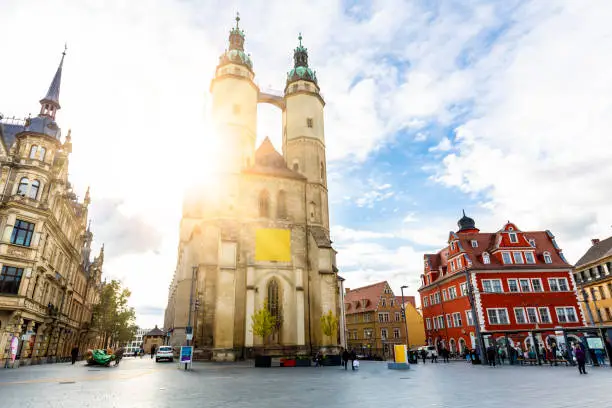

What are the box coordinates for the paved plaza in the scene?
[0,358,609,407]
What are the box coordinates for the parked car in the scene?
[414,345,436,358]
[155,346,174,362]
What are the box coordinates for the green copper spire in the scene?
[287,33,317,87]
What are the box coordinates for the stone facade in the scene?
[164,18,343,361]
[0,51,103,367]
[574,237,612,324]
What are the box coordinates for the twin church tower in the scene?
[164,15,344,360]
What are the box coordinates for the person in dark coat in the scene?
[342,349,350,370]
[486,345,496,367]
[150,344,156,359]
[350,349,357,371]
[71,346,79,365]
[574,344,587,374]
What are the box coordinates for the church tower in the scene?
[210,14,258,174]
[283,34,329,229]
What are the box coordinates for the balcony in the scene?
[4,193,47,210]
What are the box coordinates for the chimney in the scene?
[592,238,600,246]
[345,287,351,293]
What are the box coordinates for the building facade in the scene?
[0,51,104,367]
[123,327,149,355]
[143,326,165,354]
[164,17,343,361]
[344,282,425,357]
[419,213,584,356]
[574,236,612,325]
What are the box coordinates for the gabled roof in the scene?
[575,236,612,268]
[344,281,389,314]
[145,326,165,336]
[396,295,416,308]
[242,137,305,180]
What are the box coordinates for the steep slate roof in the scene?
[145,326,165,336]
[575,236,612,268]
[242,137,305,180]
[344,281,388,314]
[310,226,332,248]
[0,121,25,150]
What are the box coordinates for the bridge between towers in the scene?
[258,88,285,110]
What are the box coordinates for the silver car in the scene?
[155,346,174,362]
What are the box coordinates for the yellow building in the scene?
[164,16,343,361]
[574,237,612,324]
[0,50,103,367]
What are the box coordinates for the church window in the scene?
[309,201,317,221]
[292,162,299,172]
[17,177,29,196]
[233,104,241,114]
[29,145,38,159]
[277,190,287,219]
[258,190,270,218]
[39,147,46,161]
[306,118,313,128]
[28,180,40,200]
[267,279,280,324]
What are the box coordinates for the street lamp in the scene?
[400,285,410,348]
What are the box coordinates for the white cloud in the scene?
[428,137,453,152]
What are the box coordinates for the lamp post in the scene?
[400,285,410,349]
[184,266,198,370]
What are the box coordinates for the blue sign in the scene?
[180,346,193,363]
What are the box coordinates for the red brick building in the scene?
[419,213,584,356]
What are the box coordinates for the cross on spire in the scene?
[235,12,240,28]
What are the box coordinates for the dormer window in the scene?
[17,177,29,196]
[482,252,490,264]
[450,241,456,251]
[471,240,478,248]
[529,239,536,247]
[457,257,462,268]
[543,252,552,264]
[502,252,512,264]
[509,233,518,243]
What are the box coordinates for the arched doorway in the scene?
[458,338,466,354]
[449,338,456,354]
[267,278,282,344]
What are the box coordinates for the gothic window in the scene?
[29,145,38,159]
[292,162,299,172]
[28,180,40,200]
[306,118,313,128]
[258,190,270,218]
[309,201,317,221]
[277,190,287,219]
[267,278,280,323]
[39,147,46,161]
[17,177,29,196]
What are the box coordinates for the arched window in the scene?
[277,190,287,219]
[309,201,317,221]
[482,252,490,265]
[39,147,46,161]
[292,162,299,172]
[28,180,40,199]
[258,190,270,218]
[29,145,38,159]
[543,252,552,264]
[267,279,280,319]
[17,177,29,196]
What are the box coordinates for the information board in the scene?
[586,337,604,349]
[180,346,193,364]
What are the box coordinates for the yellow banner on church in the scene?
[255,228,291,262]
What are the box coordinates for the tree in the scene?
[251,299,277,352]
[91,280,137,349]
[320,310,338,346]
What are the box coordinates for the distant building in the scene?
[419,213,584,356]
[574,236,612,324]
[344,281,425,357]
[123,327,149,355]
[143,326,165,354]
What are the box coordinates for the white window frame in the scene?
[460,283,467,296]
[513,252,524,264]
[423,297,429,307]
[509,232,518,243]
[393,328,401,339]
[453,312,462,327]
[529,239,536,247]
[381,298,386,307]
[549,278,569,292]
[531,278,543,292]
[457,257,463,268]
[555,306,578,323]
[543,252,552,264]
[466,310,474,326]
[502,252,513,264]
[538,307,551,323]
[508,279,519,293]
[487,308,509,325]
[525,252,536,264]
[526,307,539,323]
[442,289,447,301]
[381,328,388,340]
[519,278,531,292]
[482,252,490,264]
[438,315,445,329]
[514,307,526,324]
[426,318,432,330]
[471,240,478,248]
[449,286,457,299]
[446,314,453,328]
[395,312,400,321]
[483,279,503,293]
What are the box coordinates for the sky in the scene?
[1,0,611,329]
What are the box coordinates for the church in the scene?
[164,16,345,361]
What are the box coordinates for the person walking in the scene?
[342,349,350,371]
[486,345,496,367]
[350,349,357,371]
[71,345,79,365]
[431,348,438,363]
[150,344,156,359]
[421,349,427,364]
[574,343,587,374]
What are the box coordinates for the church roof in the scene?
[310,226,332,248]
[242,137,305,180]
[145,326,165,337]
[0,120,25,150]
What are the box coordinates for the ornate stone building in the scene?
[164,17,344,360]
[0,50,104,367]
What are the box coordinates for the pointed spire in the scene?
[39,45,66,119]
[228,12,245,51]
[84,186,91,206]
[286,33,318,88]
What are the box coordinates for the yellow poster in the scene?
[394,344,407,363]
[255,228,291,262]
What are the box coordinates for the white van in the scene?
[415,345,437,358]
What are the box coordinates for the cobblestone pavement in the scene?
[0,358,609,407]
